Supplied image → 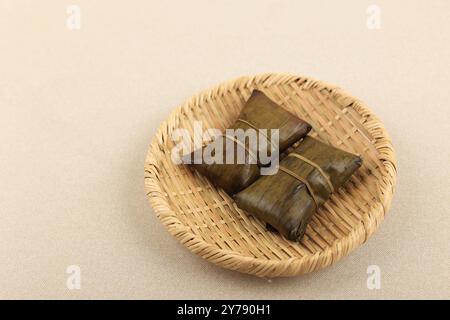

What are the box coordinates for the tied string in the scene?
[278,165,320,209]
[235,119,274,150]
[223,135,258,163]
[287,153,334,193]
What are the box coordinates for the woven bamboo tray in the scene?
[144,73,397,277]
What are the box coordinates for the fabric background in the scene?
[0,0,449,299]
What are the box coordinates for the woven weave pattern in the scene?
[144,74,397,277]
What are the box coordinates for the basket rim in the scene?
[144,73,397,277]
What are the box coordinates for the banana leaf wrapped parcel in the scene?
[231,90,312,152]
[185,90,311,195]
[234,136,363,241]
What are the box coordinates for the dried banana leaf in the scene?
[234,136,363,241]
[186,90,311,195]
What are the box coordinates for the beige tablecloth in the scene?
[0,0,449,299]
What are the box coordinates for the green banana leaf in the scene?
[234,136,362,241]
[186,90,311,195]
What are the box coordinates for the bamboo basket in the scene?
[144,73,397,277]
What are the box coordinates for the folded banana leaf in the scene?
[186,90,311,195]
[229,90,312,152]
[188,137,261,195]
[234,136,363,241]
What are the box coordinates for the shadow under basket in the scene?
[144,73,397,277]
